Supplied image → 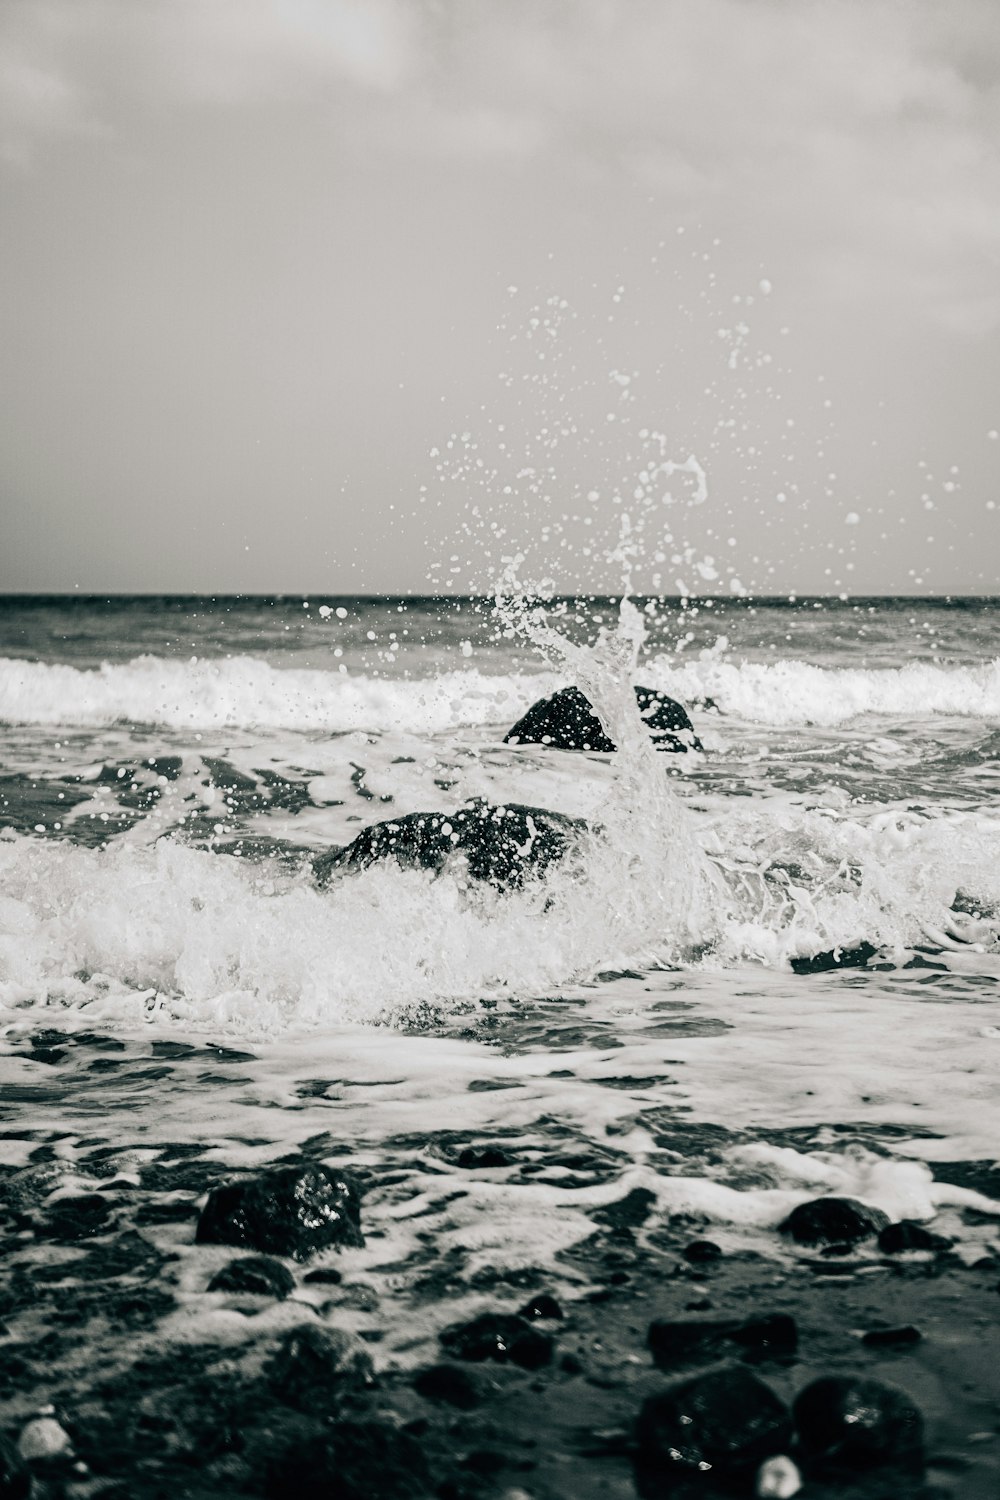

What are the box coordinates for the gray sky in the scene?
[2,0,999,596]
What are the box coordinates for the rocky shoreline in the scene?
[3,1119,1000,1499]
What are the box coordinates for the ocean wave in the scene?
[2,652,1000,733]
[0,655,554,734]
[646,655,1000,727]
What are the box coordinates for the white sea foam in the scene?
[0,655,554,734]
[3,651,1000,733]
[645,653,1000,726]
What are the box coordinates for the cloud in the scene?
[3,0,1000,330]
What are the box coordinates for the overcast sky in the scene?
[2,0,999,596]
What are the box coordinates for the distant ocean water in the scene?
[2,591,1000,1328]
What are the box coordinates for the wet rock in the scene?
[35,1193,112,1241]
[0,1433,29,1499]
[440,1312,553,1370]
[877,1220,952,1254]
[262,1420,431,1500]
[18,1416,73,1463]
[265,1323,374,1412]
[207,1255,295,1298]
[518,1293,563,1320]
[635,1365,793,1493]
[414,1363,484,1409]
[196,1162,363,1261]
[861,1324,923,1349]
[313,798,585,888]
[756,1453,802,1498]
[683,1239,723,1264]
[790,942,878,975]
[793,1375,924,1471]
[302,1266,343,1285]
[457,1146,513,1168]
[779,1197,890,1246]
[503,685,701,753]
[648,1313,797,1368]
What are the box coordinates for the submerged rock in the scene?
[262,1421,430,1500]
[877,1219,951,1254]
[440,1312,553,1369]
[265,1324,374,1412]
[503,684,701,753]
[413,1363,484,1409]
[648,1312,797,1368]
[861,1324,923,1349]
[635,1365,793,1492]
[196,1163,363,1261]
[779,1197,890,1246]
[313,799,585,888]
[793,1375,924,1471]
[790,942,877,975]
[207,1256,295,1299]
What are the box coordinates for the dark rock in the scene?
[196,1162,363,1261]
[413,1363,484,1409]
[648,1313,797,1368]
[207,1256,295,1298]
[683,1239,723,1264]
[457,1146,512,1169]
[518,1293,563,1320]
[503,685,700,754]
[36,1193,111,1241]
[877,1220,952,1254]
[862,1324,923,1349]
[262,1421,431,1500]
[0,1433,29,1500]
[440,1312,553,1369]
[265,1323,374,1412]
[790,941,878,974]
[729,1313,798,1358]
[779,1196,890,1246]
[302,1266,343,1285]
[793,1375,924,1471]
[313,798,585,889]
[635,1364,793,1492]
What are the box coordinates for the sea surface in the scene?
[1,592,1000,1377]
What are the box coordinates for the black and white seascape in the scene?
[3,5,1000,1500]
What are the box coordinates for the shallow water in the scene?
[2,594,1000,1471]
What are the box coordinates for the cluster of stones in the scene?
[0,1141,973,1499]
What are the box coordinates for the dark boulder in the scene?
[207,1256,295,1298]
[196,1163,363,1261]
[504,684,700,753]
[682,1239,723,1264]
[779,1197,890,1246]
[861,1324,922,1349]
[440,1312,552,1369]
[877,1220,951,1254]
[793,1375,924,1471]
[265,1323,374,1412]
[635,1365,793,1492]
[313,798,585,888]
